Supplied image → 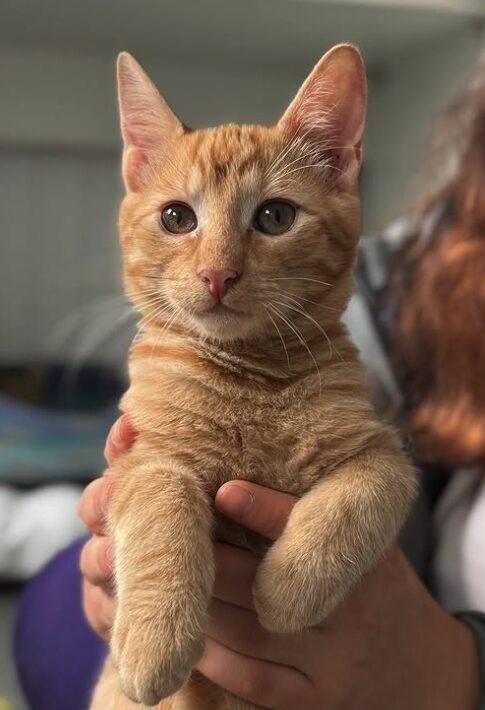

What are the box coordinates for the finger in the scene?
[215,482,297,540]
[195,637,314,710]
[104,414,136,465]
[207,598,304,668]
[213,543,258,610]
[82,580,114,641]
[79,535,114,587]
[78,474,116,535]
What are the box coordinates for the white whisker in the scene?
[268,277,334,288]
[267,303,322,391]
[263,305,291,371]
[272,298,334,359]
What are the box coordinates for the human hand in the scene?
[79,417,480,709]
[79,414,135,639]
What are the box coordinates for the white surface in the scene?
[433,470,485,613]
[0,485,85,580]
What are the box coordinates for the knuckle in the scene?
[102,475,115,511]
[82,579,96,616]
[78,480,96,524]
[91,481,105,522]
[98,542,113,581]
[103,442,111,463]
[80,537,111,583]
[104,439,117,464]
[81,476,113,533]
[104,415,131,463]
[104,434,118,465]
[79,479,103,530]
[79,539,92,577]
[82,582,112,639]
[96,539,110,576]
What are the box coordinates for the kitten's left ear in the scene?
[279,44,367,189]
[117,52,184,192]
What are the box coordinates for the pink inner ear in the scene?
[325,141,363,189]
[120,106,168,190]
[280,46,367,188]
[121,108,162,151]
[122,145,149,192]
[117,53,184,192]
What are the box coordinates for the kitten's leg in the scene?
[253,434,416,633]
[108,450,214,706]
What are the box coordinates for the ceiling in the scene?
[0,0,483,72]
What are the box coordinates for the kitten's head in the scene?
[117,45,366,345]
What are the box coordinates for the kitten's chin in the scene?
[189,310,262,344]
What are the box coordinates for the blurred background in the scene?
[0,0,484,707]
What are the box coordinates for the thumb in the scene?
[215,481,296,540]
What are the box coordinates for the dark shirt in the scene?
[355,236,485,707]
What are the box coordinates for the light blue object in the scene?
[0,394,116,484]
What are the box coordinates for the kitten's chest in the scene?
[123,369,314,493]
[123,343,371,497]
[223,412,303,491]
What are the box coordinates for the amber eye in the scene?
[253,201,296,235]
[161,203,197,234]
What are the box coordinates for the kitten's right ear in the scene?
[278,44,367,189]
[117,52,183,192]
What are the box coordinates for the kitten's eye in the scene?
[160,203,197,234]
[253,201,296,235]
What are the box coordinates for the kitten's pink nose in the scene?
[198,268,240,300]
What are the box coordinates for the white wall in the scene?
[363,24,484,232]
[0,44,303,150]
[0,148,125,364]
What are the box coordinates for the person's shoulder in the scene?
[344,227,415,416]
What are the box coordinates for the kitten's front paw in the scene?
[253,543,346,634]
[111,608,204,705]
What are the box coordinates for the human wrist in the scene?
[421,602,481,710]
[377,550,481,710]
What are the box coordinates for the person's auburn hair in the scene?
[383,50,485,470]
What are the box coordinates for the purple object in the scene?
[14,538,106,710]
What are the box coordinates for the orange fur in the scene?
[89,45,416,710]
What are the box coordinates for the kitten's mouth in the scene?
[200,303,242,317]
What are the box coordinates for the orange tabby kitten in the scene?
[89,45,416,710]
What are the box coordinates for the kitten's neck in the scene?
[136,320,352,388]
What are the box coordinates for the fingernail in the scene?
[217,484,254,519]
